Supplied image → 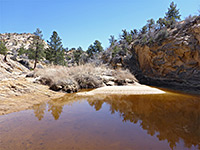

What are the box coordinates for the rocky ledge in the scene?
[130,16,200,91]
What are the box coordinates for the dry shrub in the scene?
[73,74,103,89]
[33,63,137,92]
[68,63,113,76]
[34,66,70,85]
[114,69,137,81]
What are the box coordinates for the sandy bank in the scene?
[0,78,65,115]
[76,84,165,96]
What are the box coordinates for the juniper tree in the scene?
[46,31,65,65]
[0,41,8,62]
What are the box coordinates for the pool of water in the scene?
[0,89,200,150]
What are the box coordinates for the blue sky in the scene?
[0,0,199,50]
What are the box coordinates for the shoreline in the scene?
[0,78,65,115]
[1,80,199,116]
[76,84,166,96]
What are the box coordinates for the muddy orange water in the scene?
[0,89,200,150]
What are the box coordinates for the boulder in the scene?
[18,59,31,69]
[106,81,115,86]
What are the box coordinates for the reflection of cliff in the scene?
[33,92,200,149]
[88,94,200,149]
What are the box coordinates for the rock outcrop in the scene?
[0,54,29,80]
[130,16,200,90]
[0,33,48,52]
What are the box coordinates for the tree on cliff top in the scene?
[0,41,8,62]
[46,31,65,65]
[165,1,181,22]
[121,30,132,44]
[109,35,117,47]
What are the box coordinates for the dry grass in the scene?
[113,69,137,81]
[32,63,137,92]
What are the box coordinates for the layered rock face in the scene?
[132,17,200,90]
[0,33,48,52]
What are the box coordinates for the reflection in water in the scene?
[39,91,200,149]
[90,94,200,149]
[32,103,46,120]
[88,100,104,111]
[48,101,63,120]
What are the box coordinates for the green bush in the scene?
[0,41,8,61]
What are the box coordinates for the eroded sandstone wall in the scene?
[132,17,200,89]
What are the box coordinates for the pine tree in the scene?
[130,29,138,40]
[121,30,132,44]
[147,18,155,31]
[73,46,83,64]
[121,29,128,40]
[93,40,103,53]
[111,45,122,57]
[86,40,103,58]
[0,41,8,62]
[109,35,117,47]
[165,2,181,21]
[46,31,65,65]
[87,44,94,58]
[141,26,147,34]
[18,44,27,56]
[156,18,167,29]
[28,28,45,69]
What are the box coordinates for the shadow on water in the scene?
[32,91,200,149]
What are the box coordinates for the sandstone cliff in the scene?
[131,16,200,90]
